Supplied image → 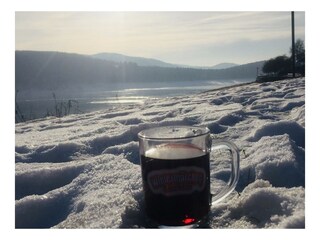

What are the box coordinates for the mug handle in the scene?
[210,140,240,205]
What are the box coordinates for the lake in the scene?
[15,79,253,122]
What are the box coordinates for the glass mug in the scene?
[138,125,240,228]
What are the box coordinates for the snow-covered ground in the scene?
[15,78,305,228]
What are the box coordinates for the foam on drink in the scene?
[145,144,205,160]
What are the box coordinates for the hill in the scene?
[91,52,239,69]
[91,52,180,68]
[15,50,265,92]
[210,62,239,69]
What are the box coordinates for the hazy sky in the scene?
[15,11,305,66]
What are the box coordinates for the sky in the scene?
[15,11,304,66]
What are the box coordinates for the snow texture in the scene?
[15,78,305,228]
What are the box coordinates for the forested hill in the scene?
[16,51,265,91]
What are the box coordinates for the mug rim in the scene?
[138,125,210,140]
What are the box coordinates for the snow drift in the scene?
[15,78,305,228]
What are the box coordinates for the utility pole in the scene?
[291,11,296,78]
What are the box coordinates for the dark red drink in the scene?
[140,144,211,227]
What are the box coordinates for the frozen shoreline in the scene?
[15,78,305,228]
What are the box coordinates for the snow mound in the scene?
[209,180,304,228]
[15,78,305,228]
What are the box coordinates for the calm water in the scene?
[15,79,252,122]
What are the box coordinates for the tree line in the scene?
[262,39,305,77]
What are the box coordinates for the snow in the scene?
[15,78,305,228]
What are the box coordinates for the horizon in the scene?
[15,11,305,67]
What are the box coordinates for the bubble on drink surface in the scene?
[145,144,205,160]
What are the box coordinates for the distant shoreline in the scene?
[203,77,304,94]
[202,80,257,93]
